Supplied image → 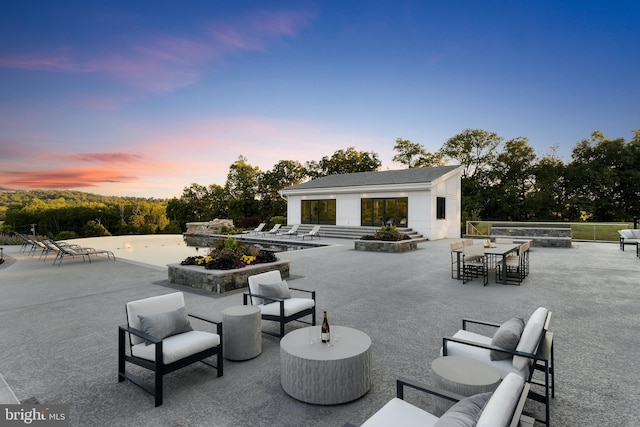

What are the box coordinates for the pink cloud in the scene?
[1,167,139,189]
[0,9,316,97]
[210,9,316,52]
[0,47,94,73]
[67,152,143,164]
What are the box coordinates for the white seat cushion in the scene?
[619,229,634,239]
[442,330,527,378]
[361,397,439,427]
[131,330,220,364]
[259,297,315,317]
[476,373,524,427]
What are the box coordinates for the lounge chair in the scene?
[51,240,115,266]
[118,292,223,406]
[299,225,321,240]
[277,224,300,238]
[348,372,529,427]
[244,270,316,338]
[260,224,281,236]
[244,223,266,235]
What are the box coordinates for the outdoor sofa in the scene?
[618,229,640,251]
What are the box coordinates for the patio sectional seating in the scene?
[347,372,529,427]
[618,229,640,251]
[441,307,554,425]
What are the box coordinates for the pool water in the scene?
[69,234,316,269]
[69,235,200,268]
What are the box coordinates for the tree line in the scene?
[2,128,638,239]
[0,191,174,239]
[169,128,640,229]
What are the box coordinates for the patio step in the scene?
[279,225,424,240]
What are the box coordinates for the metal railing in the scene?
[465,221,632,242]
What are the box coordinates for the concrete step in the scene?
[278,225,423,240]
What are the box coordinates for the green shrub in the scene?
[361,225,410,241]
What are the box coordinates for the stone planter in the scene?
[354,239,418,253]
[167,260,290,294]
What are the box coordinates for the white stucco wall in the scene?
[336,195,359,226]
[281,166,462,240]
[286,195,302,224]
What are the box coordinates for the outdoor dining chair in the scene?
[462,244,488,285]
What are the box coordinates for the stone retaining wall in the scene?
[168,260,290,294]
[354,239,418,253]
[491,226,572,248]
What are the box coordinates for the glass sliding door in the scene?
[361,197,408,227]
[301,199,336,224]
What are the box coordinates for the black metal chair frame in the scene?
[243,288,316,338]
[442,313,554,426]
[619,236,640,251]
[118,313,223,407]
[496,246,529,285]
[343,376,531,427]
[462,254,489,285]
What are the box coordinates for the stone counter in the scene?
[168,260,290,294]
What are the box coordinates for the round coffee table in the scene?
[280,326,372,405]
[431,356,501,415]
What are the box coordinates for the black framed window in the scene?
[436,197,446,219]
[301,199,336,224]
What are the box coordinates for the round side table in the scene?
[431,356,501,416]
[222,305,261,361]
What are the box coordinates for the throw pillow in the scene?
[490,317,525,361]
[137,307,193,345]
[258,280,292,300]
[434,392,492,426]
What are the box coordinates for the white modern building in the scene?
[279,165,463,240]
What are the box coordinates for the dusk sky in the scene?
[1,1,638,199]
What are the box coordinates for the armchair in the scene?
[118,292,223,406]
[348,372,530,427]
[244,270,316,338]
[441,307,554,425]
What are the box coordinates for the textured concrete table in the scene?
[222,305,261,361]
[280,326,372,405]
[431,356,501,415]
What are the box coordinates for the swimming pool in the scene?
[69,234,321,269]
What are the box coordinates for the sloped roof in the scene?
[284,165,461,191]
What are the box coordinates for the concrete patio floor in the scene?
[0,237,638,426]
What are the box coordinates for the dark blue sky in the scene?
[1,1,638,197]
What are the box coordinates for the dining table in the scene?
[454,243,522,285]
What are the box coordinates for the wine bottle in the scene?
[321,311,330,343]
